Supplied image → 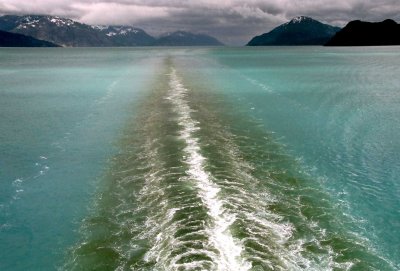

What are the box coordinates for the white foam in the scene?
[13,178,23,185]
[166,68,251,271]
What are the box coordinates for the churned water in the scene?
[0,47,399,270]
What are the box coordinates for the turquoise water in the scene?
[0,47,399,270]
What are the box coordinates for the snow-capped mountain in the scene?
[0,15,154,47]
[92,25,155,46]
[247,16,341,46]
[0,15,105,46]
[289,16,310,24]
[0,15,224,47]
[92,25,139,36]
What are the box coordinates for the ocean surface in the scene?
[0,47,399,270]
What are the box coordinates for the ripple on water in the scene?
[64,60,394,271]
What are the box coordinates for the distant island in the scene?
[247,16,340,46]
[152,31,223,46]
[0,15,224,47]
[0,29,58,47]
[325,19,400,46]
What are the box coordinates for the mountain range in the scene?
[247,16,341,46]
[2,15,399,47]
[325,19,400,46]
[0,15,223,47]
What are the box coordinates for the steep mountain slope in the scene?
[247,16,340,46]
[0,30,59,47]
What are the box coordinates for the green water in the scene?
[1,47,399,270]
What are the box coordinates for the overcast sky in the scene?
[1,0,399,45]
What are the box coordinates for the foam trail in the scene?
[166,68,251,271]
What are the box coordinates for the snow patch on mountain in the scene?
[92,25,108,31]
[291,16,309,23]
[94,25,141,36]
[49,17,75,27]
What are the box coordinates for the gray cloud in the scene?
[1,0,399,45]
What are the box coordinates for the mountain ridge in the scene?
[0,15,223,47]
[325,19,400,46]
[247,16,341,46]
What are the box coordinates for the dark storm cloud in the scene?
[0,0,399,45]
